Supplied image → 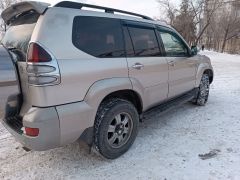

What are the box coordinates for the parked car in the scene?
[0,1,213,159]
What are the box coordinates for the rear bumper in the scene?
[1,101,95,151]
[2,107,61,151]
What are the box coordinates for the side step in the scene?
[142,88,198,119]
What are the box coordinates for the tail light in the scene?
[28,76,58,85]
[27,43,52,63]
[26,43,60,86]
[25,127,39,137]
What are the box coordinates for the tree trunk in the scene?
[195,22,210,45]
[221,28,229,53]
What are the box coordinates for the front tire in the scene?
[94,99,139,159]
[194,74,210,106]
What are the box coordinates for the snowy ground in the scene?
[0,51,240,180]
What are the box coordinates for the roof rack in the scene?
[54,1,153,20]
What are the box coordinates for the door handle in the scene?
[168,61,175,66]
[132,63,144,70]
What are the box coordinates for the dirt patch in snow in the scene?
[199,149,221,160]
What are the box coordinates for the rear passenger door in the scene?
[123,21,168,109]
[157,27,197,98]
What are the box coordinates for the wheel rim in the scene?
[107,112,133,149]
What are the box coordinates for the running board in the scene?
[142,88,198,119]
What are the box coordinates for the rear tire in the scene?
[193,74,210,106]
[94,99,139,159]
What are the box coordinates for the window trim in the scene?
[121,21,163,58]
[121,25,135,57]
[157,26,191,57]
[122,20,156,30]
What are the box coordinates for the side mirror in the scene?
[191,46,198,56]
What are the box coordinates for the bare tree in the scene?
[157,0,178,26]
[157,0,224,45]
[157,0,240,54]
[202,0,240,53]
[157,0,196,44]
[191,0,224,45]
[174,0,197,45]
[218,4,240,52]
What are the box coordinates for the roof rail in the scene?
[54,1,153,20]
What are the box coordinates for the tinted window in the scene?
[159,30,188,56]
[128,27,160,57]
[72,17,125,58]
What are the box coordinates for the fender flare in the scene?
[83,77,133,122]
[195,63,213,87]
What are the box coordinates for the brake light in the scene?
[27,43,52,63]
[25,127,39,137]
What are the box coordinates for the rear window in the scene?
[72,16,125,58]
[1,12,38,55]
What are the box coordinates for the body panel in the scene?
[167,56,197,98]
[29,58,129,106]
[127,57,169,109]
[56,101,94,145]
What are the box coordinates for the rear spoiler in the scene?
[1,1,50,25]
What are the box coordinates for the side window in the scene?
[72,16,125,58]
[159,30,188,57]
[127,26,160,57]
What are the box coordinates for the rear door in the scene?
[0,45,20,118]
[123,22,168,109]
[157,27,197,98]
[1,11,40,116]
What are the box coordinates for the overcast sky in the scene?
[37,0,181,18]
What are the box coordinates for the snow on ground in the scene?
[0,51,240,180]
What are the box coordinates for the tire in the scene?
[94,98,139,159]
[194,74,210,106]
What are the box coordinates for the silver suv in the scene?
[1,1,213,159]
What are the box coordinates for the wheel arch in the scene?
[203,69,213,84]
[100,90,143,114]
[84,78,143,124]
[196,63,214,87]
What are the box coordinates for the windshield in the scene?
[1,12,39,55]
